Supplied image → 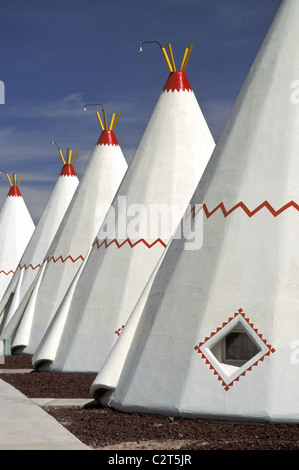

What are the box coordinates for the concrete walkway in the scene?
[0,378,90,450]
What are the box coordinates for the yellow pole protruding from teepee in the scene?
[112,112,121,131]
[13,173,17,187]
[17,174,23,186]
[71,149,79,164]
[180,48,189,71]
[139,40,193,73]
[103,109,108,130]
[181,43,193,71]
[96,108,120,132]
[96,111,105,131]
[161,47,173,72]
[67,149,72,164]
[59,149,66,164]
[109,113,116,131]
[6,173,12,187]
[167,43,176,72]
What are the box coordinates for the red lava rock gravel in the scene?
[1,354,299,451]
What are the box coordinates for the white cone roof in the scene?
[0,175,35,302]
[0,153,79,333]
[91,0,299,423]
[34,45,215,373]
[3,118,128,354]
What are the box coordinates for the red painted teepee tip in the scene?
[60,164,77,177]
[53,145,78,177]
[97,130,119,146]
[6,173,23,197]
[139,42,193,92]
[163,70,192,93]
[94,109,121,146]
[162,43,193,92]
[8,185,22,197]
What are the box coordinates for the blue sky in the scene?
[0,0,282,223]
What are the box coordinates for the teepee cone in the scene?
[91,0,299,423]
[0,145,79,333]
[33,42,215,373]
[3,108,128,354]
[0,174,35,303]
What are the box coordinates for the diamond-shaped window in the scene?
[194,308,275,390]
[210,324,261,368]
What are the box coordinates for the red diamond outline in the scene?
[194,308,276,391]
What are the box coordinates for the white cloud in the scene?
[5,92,86,120]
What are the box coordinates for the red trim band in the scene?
[97,130,119,146]
[163,71,192,93]
[7,186,21,197]
[60,164,76,177]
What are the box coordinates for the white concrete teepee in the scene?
[2,110,128,354]
[91,0,299,423]
[0,174,35,302]
[0,146,79,333]
[33,43,215,373]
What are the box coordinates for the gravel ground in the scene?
[1,354,299,451]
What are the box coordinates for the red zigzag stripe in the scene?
[94,238,167,249]
[4,238,167,275]
[6,200,294,273]
[17,254,84,271]
[18,263,41,271]
[0,270,14,275]
[186,200,299,219]
[44,254,84,264]
[7,239,166,272]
